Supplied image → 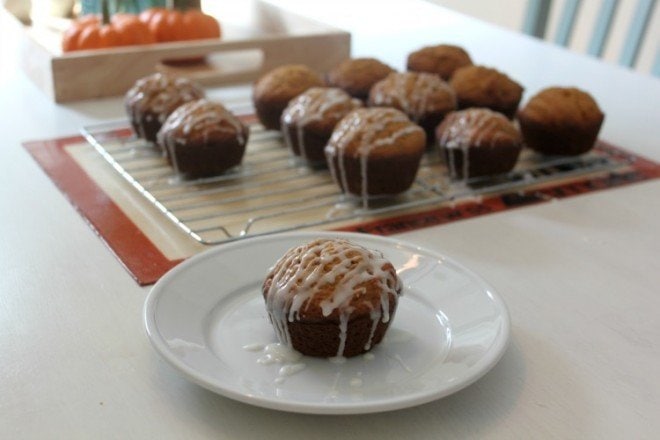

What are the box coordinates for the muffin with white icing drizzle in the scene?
[262,238,403,358]
[252,64,324,131]
[125,72,205,145]
[280,87,362,164]
[324,107,426,199]
[368,72,456,140]
[157,99,249,178]
[436,108,523,179]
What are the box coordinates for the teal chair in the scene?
[523,0,659,76]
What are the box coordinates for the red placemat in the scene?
[23,135,660,285]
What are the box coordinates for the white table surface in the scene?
[2,0,660,438]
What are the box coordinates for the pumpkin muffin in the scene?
[436,108,523,179]
[517,87,605,156]
[280,87,362,164]
[252,64,324,130]
[157,99,249,178]
[125,72,204,145]
[368,72,456,140]
[406,44,473,80]
[325,57,396,101]
[263,238,402,358]
[325,107,426,198]
[450,65,524,119]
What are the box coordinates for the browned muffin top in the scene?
[518,87,604,128]
[368,72,456,123]
[253,64,323,104]
[280,87,362,133]
[158,99,248,145]
[436,108,522,150]
[450,65,523,112]
[125,72,204,122]
[406,44,473,80]
[325,107,426,160]
[325,57,396,99]
[263,238,402,322]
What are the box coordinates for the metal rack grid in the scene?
[81,119,634,245]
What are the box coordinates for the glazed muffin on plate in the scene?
[263,237,403,358]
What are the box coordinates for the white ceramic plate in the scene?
[144,231,510,414]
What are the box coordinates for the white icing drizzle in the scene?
[325,108,424,208]
[370,72,456,123]
[256,342,302,365]
[438,108,517,180]
[278,363,306,377]
[364,309,381,350]
[242,343,265,352]
[264,238,402,358]
[329,356,347,365]
[243,342,307,384]
[336,312,350,357]
[281,87,362,162]
[391,354,413,373]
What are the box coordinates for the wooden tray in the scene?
[16,1,350,103]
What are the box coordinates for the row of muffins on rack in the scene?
[124,43,605,198]
[252,44,604,192]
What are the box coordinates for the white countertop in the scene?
[2,0,659,438]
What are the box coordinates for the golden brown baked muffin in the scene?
[517,87,605,156]
[436,108,523,179]
[280,87,362,164]
[252,64,324,130]
[406,44,473,80]
[450,65,524,119]
[325,57,396,101]
[157,99,249,178]
[125,72,204,144]
[263,238,402,358]
[325,107,426,198]
[368,72,456,140]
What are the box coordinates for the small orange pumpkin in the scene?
[138,7,221,43]
[62,14,155,52]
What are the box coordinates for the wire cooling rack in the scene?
[81,119,633,245]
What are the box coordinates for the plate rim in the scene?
[144,231,511,414]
